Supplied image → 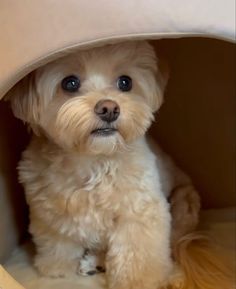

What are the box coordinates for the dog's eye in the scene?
[117,75,132,92]
[61,75,80,93]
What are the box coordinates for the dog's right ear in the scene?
[4,72,40,124]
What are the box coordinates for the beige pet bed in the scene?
[0,1,235,288]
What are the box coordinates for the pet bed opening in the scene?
[0,37,235,266]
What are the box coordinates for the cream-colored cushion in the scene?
[0,265,24,289]
[0,0,235,99]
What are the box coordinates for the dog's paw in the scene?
[77,250,106,276]
[171,185,200,225]
[35,259,77,278]
[170,185,201,243]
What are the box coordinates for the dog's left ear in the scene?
[151,55,169,112]
[157,57,170,93]
[141,41,169,112]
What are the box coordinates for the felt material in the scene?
[0,265,24,289]
[0,0,235,99]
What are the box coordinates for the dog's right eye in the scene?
[117,75,132,92]
[61,75,80,93]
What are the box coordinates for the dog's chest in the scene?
[49,159,120,241]
[26,154,139,244]
[22,142,161,247]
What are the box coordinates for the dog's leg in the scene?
[149,140,201,243]
[169,185,201,244]
[106,200,173,289]
[34,236,84,278]
[77,249,106,276]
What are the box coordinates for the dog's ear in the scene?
[141,42,169,113]
[151,56,169,112]
[4,72,40,124]
[157,57,170,93]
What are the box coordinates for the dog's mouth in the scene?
[91,127,118,137]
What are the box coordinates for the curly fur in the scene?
[5,41,233,289]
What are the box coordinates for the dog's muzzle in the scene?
[91,99,120,137]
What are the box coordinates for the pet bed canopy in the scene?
[0,1,235,289]
[0,0,235,99]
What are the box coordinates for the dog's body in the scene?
[19,133,197,284]
[6,41,232,289]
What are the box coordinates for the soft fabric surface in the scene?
[4,208,236,289]
[0,0,235,99]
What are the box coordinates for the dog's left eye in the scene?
[61,75,80,93]
[117,75,132,92]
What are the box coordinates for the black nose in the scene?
[94,99,120,123]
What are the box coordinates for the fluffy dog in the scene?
[6,41,232,289]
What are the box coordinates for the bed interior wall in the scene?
[0,37,235,263]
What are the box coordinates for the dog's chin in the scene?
[87,129,127,156]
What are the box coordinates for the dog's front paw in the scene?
[77,250,106,276]
[35,256,78,278]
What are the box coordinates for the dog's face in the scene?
[8,41,167,155]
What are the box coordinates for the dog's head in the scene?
[7,41,168,155]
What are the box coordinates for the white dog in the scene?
[6,41,232,289]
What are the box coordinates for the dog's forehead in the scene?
[63,45,138,70]
[37,41,156,80]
